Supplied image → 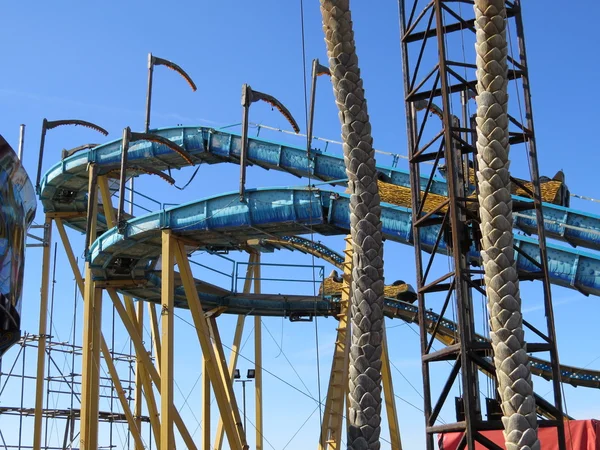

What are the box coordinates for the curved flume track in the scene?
[40,126,600,390]
[264,236,600,390]
[41,126,600,250]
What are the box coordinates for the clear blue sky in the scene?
[1,1,599,449]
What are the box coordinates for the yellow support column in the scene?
[319,236,353,450]
[253,257,263,450]
[80,164,102,449]
[214,252,256,450]
[174,240,247,450]
[56,218,157,448]
[161,230,176,450]
[206,316,247,448]
[100,336,146,449]
[134,300,145,450]
[56,218,147,443]
[97,176,160,450]
[202,357,211,450]
[381,326,402,450]
[55,219,146,449]
[32,216,52,450]
[112,290,197,450]
[122,296,167,447]
[140,365,162,445]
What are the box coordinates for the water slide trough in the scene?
[39,125,600,388]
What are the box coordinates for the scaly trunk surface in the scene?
[474,1,540,448]
[319,1,386,449]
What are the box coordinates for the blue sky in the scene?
[1,1,599,449]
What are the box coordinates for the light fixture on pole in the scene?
[234,368,255,434]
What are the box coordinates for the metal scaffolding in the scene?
[398,0,566,448]
[0,317,149,449]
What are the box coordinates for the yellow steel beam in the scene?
[80,165,102,449]
[319,236,353,450]
[253,257,263,450]
[206,316,247,449]
[97,175,116,225]
[123,296,161,446]
[61,175,195,448]
[173,240,247,450]
[45,211,86,219]
[212,315,245,450]
[203,357,211,450]
[141,363,162,445]
[161,230,176,450]
[100,333,146,449]
[111,289,197,449]
[381,326,402,450]
[214,252,256,450]
[98,174,162,446]
[134,300,145,450]
[54,218,146,450]
[32,216,53,450]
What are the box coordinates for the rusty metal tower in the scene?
[398,1,566,448]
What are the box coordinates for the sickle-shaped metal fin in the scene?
[245,87,300,134]
[36,118,108,192]
[413,100,444,122]
[313,59,331,77]
[129,132,195,166]
[62,143,99,159]
[106,165,175,185]
[45,119,108,136]
[151,55,197,92]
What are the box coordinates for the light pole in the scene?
[234,368,255,433]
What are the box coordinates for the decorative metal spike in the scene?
[36,118,107,193]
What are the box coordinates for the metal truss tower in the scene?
[398,1,566,448]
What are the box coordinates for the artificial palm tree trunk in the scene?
[319,1,385,449]
[474,1,540,448]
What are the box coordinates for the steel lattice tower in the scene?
[398,1,567,448]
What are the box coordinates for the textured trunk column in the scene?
[473,1,540,449]
[319,1,385,449]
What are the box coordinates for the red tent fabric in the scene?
[439,420,600,449]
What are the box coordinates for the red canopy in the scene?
[439,420,600,450]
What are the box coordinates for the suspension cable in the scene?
[298,0,324,425]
